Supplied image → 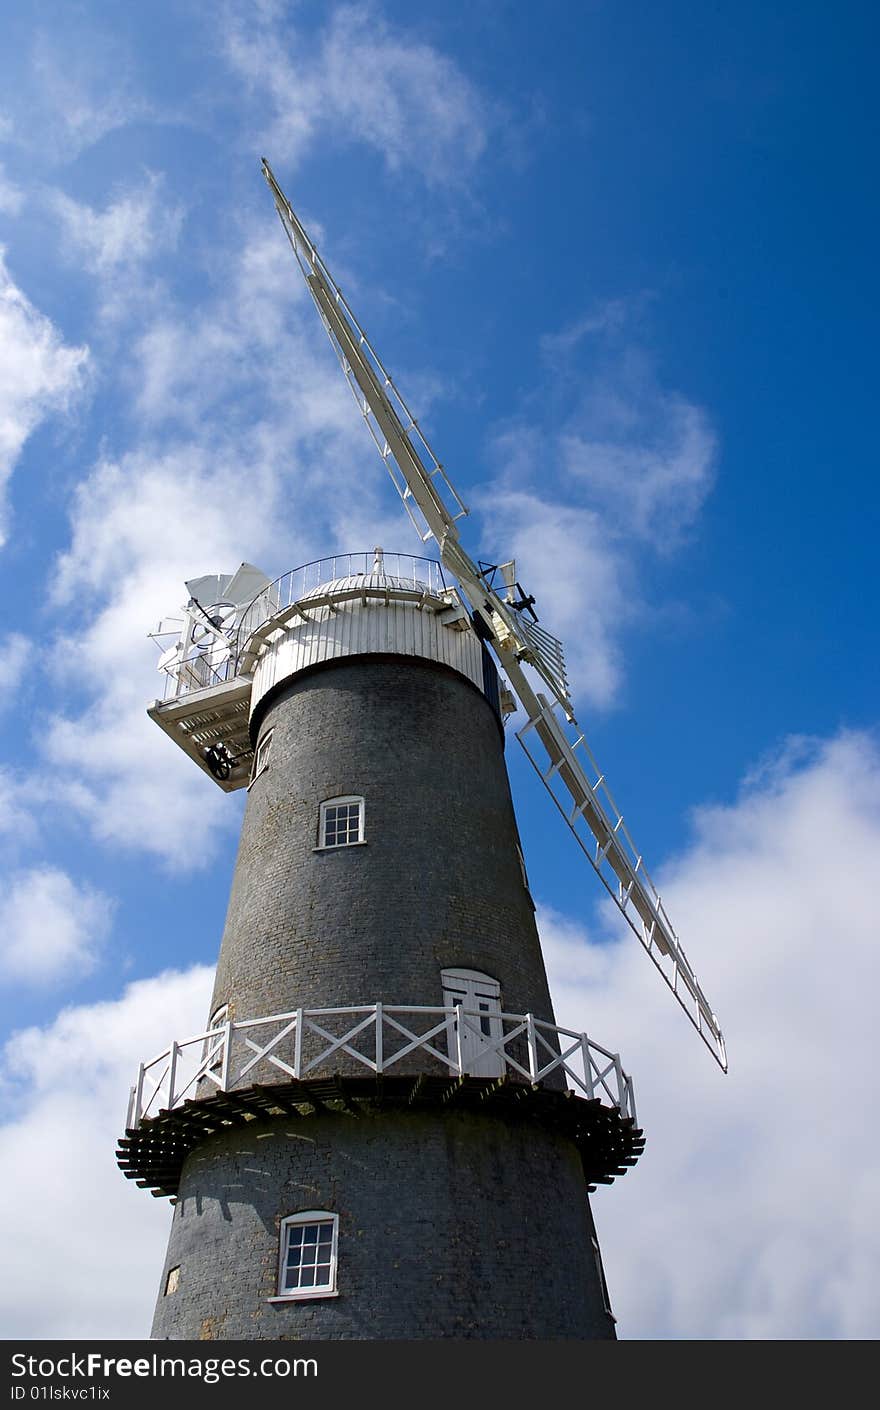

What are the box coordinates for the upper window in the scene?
[514,839,535,909]
[318,796,365,849]
[276,1211,339,1300]
[515,843,530,892]
[250,729,273,784]
[204,1004,228,1074]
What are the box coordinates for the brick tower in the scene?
[120,551,643,1339]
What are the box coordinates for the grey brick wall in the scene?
[209,656,558,1036]
[151,1109,616,1341]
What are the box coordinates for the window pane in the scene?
[282,1218,335,1295]
[322,800,362,846]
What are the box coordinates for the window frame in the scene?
[591,1235,616,1320]
[248,728,274,787]
[203,1003,228,1075]
[270,1211,340,1303]
[315,795,366,851]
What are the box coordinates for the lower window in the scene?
[277,1211,339,1299]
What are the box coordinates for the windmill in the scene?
[117,162,724,1342]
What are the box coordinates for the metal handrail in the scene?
[234,552,447,659]
[154,553,448,706]
[127,1003,636,1129]
[160,648,240,702]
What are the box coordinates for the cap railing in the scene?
[154,553,448,706]
[234,552,447,659]
[126,1003,636,1130]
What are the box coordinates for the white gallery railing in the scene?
[126,1004,636,1129]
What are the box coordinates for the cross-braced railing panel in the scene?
[127,1004,636,1129]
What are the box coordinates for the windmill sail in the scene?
[519,618,572,717]
[262,160,727,1070]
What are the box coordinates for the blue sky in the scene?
[0,0,877,1340]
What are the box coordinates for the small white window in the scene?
[274,1211,339,1301]
[318,795,365,849]
[204,1004,228,1074]
[515,843,530,891]
[164,1266,180,1296]
[250,729,273,784]
[515,843,535,909]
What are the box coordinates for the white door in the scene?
[441,969,504,1078]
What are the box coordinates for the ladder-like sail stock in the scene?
[262,159,727,1071]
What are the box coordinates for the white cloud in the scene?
[318,4,489,180]
[222,1,490,185]
[560,392,716,546]
[43,448,258,865]
[20,7,493,869]
[0,766,39,842]
[0,163,23,216]
[42,224,394,866]
[0,867,113,985]
[0,965,213,1339]
[0,250,89,546]
[540,306,717,546]
[29,31,149,162]
[476,484,629,708]
[50,172,183,276]
[0,631,29,699]
[52,448,274,607]
[540,728,880,1340]
[44,173,185,327]
[482,304,717,708]
[125,225,359,438]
